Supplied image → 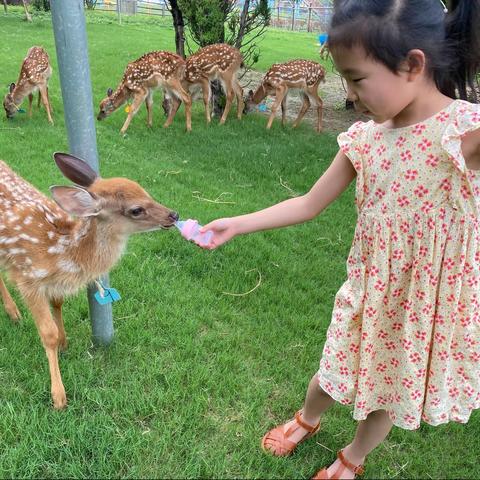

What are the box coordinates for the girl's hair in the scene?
[328,0,480,101]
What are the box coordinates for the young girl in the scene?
[200,0,480,478]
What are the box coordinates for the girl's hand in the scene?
[198,217,237,249]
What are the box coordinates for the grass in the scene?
[0,8,479,480]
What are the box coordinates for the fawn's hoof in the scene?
[52,391,67,410]
[6,303,22,322]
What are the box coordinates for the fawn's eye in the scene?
[129,207,145,217]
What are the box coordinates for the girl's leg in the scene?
[263,373,335,454]
[285,373,335,443]
[325,409,393,479]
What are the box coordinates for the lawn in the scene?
[0,8,478,480]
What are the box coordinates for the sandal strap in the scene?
[338,450,365,476]
[294,410,320,434]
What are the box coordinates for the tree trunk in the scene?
[22,0,32,21]
[235,0,250,48]
[211,80,224,118]
[166,0,185,59]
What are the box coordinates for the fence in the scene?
[270,2,332,32]
[93,0,332,33]
[94,0,168,16]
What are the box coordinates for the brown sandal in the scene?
[261,410,320,457]
[312,449,365,479]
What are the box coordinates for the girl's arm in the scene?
[462,128,480,170]
[201,150,356,248]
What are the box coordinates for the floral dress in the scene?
[317,100,480,430]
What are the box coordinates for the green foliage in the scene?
[178,0,229,46]
[31,0,50,11]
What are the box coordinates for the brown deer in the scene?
[97,51,192,134]
[244,60,326,132]
[182,43,244,124]
[0,153,178,409]
[3,46,54,124]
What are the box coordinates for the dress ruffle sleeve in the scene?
[441,101,480,173]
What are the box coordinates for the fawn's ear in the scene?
[9,83,15,93]
[53,152,98,187]
[50,186,101,217]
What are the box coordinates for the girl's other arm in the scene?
[201,150,356,248]
[462,127,480,170]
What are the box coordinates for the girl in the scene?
[200,0,480,478]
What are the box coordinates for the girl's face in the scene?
[332,45,416,125]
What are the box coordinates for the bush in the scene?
[32,0,50,11]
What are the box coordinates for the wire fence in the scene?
[92,0,333,33]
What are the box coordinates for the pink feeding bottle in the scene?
[175,219,213,246]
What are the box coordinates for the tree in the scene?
[164,0,186,59]
[176,0,270,117]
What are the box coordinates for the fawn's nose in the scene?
[168,211,179,222]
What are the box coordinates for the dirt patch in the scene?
[240,69,368,133]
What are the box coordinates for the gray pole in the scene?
[50,0,114,346]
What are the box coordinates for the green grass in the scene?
[0,9,478,479]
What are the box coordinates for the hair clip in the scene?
[438,0,448,13]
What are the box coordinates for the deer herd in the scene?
[1,43,326,409]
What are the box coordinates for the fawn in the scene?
[97,51,192,134]
[0,153,178,409]
[244,60,326,132]
[181,43,244,124]
[3,46,54,124]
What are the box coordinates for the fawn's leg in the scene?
[120,91,146,134]
[0,277,21,322]
[145,91,154,127]
[172,79,192,131]
[281,95,288,126]
[233,78,244,120]
[219,79,235,124]
[46,87,53,112]
[200,78,211,123]
[28,94,33,117]
[267,86,288,129]
[309,88,323,133]
[292,93,311,129]
[51,297,67,351]
[39,85,54,124]
[163,95,181,128]
[23,293,66,409]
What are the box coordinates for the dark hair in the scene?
[328,0,480,100]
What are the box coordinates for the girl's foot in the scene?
[261,410,320,457]
[312,448,365,479]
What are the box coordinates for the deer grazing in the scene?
[182,43,244,124]
[0,153,178,409]
[244,60,326,132]
[97,51,192,134]
[3,46,54,124]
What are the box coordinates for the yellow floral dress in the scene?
[318,100,480,429]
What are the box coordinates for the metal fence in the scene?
[270,3,332,32]
[93,0,332,33]
[94,0,168,16]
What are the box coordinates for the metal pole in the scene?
[50,0,114,346]
[118,0,122,24]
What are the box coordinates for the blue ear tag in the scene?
[258,103,267,112]
[94,280,121,305]
[17,108,26,114]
